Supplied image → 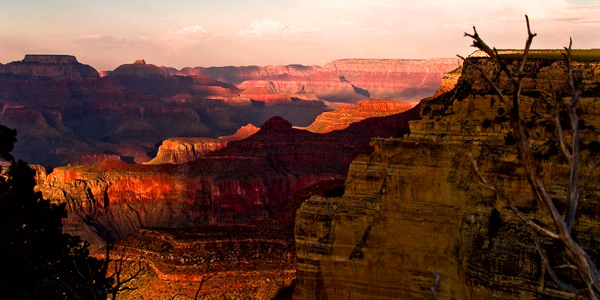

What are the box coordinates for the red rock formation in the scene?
[166,64,319,85]
[107,217,297,300]
[40,105,422,243]
[0,55,456,168]
[146,124,259,164]
[167,58,462,104]
[299,100,412,133]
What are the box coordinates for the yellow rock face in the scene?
[294,57,600,300]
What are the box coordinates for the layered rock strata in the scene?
[294,54,600,299]
[110,224,295,300]
[299,100,412,133]
[1,56,460,167]
[103,179,345,300]
[146,124,259,164]
[0,56,327,167]
[41,103,422,244]
[168,58,462,104]
[0,54,98,81]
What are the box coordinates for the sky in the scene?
[1,0,599,71]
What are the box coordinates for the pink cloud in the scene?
[238,19,319,38]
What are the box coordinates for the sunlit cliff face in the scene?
[299,99,412,133]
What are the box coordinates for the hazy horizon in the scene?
[2,0,600,71]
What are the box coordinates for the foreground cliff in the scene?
[294,53,600,299]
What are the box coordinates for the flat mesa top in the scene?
[22,54,78,64]
[469,49,600,62]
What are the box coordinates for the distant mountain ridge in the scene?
[164,58,461,104]
[0,55,459,167]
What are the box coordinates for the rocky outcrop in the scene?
[299,100,412,133]
[146,124,260,164]
[166,64,319,85]
[294,53,600,299]
[0,56,315,167]
[432,65,462,97]
[0,54,99,81]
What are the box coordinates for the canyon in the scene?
[40,108,422,242]
[166,59,460,104]
[38,100,423,299]
[0,55,459,168]
[10,51,600,299]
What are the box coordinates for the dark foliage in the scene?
[0,124,112,299]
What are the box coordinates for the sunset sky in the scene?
[1,0,599,71]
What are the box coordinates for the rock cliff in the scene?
[167,58,462,104]
[299,100,412,133]
[0,54,99,81]
[146,124,259,164]
[40,101,422,244]
[294,54,600,299]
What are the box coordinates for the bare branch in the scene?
[464,17,600,299]
[461,59,511,108]
[518,15,537,81]
[194,274,214,300]
[532,232,584,294]
[563,39,582,232]
[56,276,83,300]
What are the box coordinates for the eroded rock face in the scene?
[0,54,99,81]
[0,55,461,168]
[111,222,296,299]
[168,58,462,104]
[41,103,422,244]
[101,179,344,300]
[299,100,412,133]
[146,124,259,164]
[294,56,600,299]
[0,56,324,167]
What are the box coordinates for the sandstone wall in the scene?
[294,57,600,299]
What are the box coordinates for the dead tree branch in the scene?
[465,15,600,299]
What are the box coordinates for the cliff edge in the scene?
[294,53,600,299]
